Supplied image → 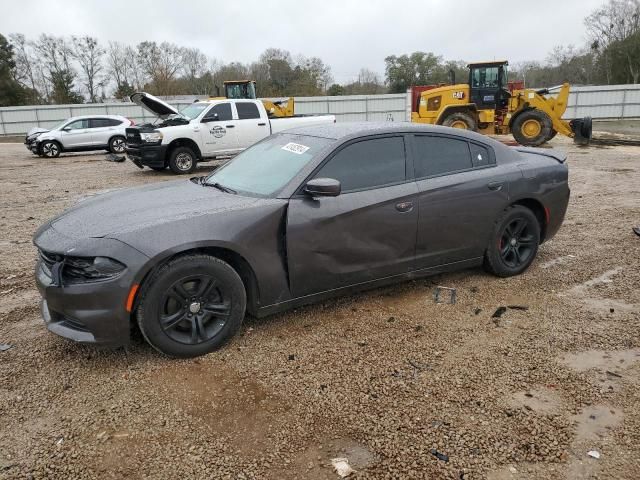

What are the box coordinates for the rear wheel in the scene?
[168,146,197,174]
[137,254,246,358]
[40,141,61,158]
[108,136,126,154]
[483,205,540,277]
[442,111,478,131]
[512,110,553,146]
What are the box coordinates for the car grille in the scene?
[125,128,142,146]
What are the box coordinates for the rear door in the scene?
[60,119,91,148]
[411,134,510,269]
[234,101,270,148]
[199,102,239,156]
[286,135,419,298]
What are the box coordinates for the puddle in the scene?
[573,405,622,441]
[561,349,640,373]
[509,387,563,414]
[565,268,637,313]
[540,254,576,269]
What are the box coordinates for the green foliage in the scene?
[50,70,83,104]
[0,33,31,106]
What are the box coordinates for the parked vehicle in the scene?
[34,122,569,358]
[125,92,336,174]
[25,115,133,158]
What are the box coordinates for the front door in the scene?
[199,102,238,156]
[60,119,92,148]
[287,135,418,298]
[410,134,512,269]
[469,65,501,110]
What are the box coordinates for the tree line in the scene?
[1,0,639,107]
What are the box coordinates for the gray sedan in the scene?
[33,122,569,357]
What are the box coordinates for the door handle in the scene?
[395,201,414,213]
[258,122,266,126]
[226,125,235,128]
[487,181,504,191]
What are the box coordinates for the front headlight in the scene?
[63,256,126,283]
[140,131,163,143]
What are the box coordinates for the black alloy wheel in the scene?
[498,217,536,269]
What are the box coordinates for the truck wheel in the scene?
[512,110,552,146]
[169,146,197,174]
[442,112,478,131]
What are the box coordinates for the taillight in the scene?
[128,118,135,126]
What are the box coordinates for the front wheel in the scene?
[40,141,61,158]
[168,146,197,174]
[483,205,540,277]
[136,255,246,358]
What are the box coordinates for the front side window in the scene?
[413,135,473,178]
[204,134,331,197]
[471,67,499,88]
[314,137,406,192]
[203,103,232,122]
[65,119,89,130]
[236,102,260,120]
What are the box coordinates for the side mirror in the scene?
[201,113,218,123]
[62,127,71,132]
[304,178,341,197]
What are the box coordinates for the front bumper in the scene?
[34,227,150,347]
[25,141,38,154]
[126,144,167,169]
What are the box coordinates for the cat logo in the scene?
[453,91,465,100]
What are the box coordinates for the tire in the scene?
[547,129,558,141]
[40,141,61,158]
[108,136,126,154]
[483,205,541,278]
[512,110,553,146]
[136,254,246,358]
[168,146,197,174]
[442,111,478,131]
[149,165,166,171]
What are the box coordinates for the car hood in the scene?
[49,179,261,239]
[27,127,49,137]
[130,92,181,119]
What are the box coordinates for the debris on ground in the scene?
[492,305,529,320]
[587,450,601,459]
[105,153,126,163]
[633,227,640,237]
[506,305,529,311]
[431,449,449,463]
[5,274,17,280]
[492,307,508,318]
[0,343,13,352]
[0,288,15,295]
[330,457,356,477]
[433,286,456,304]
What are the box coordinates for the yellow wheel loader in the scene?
[209,80,295,118]
[410,61,592,146]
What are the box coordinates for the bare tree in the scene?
[181,47,208,94]
[71,36,105,102]
[136,41,184,95]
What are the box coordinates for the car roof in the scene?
[66,115,127,121]
[285,121,503,146]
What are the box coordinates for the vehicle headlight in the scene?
[140,131,163,143]
[63,256,126,282]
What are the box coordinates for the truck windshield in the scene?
[204,134,332,197]
[179,103,209,120]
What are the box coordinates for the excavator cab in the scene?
[223,80,257,100]
[468,61,509,110]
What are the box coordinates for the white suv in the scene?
[26,115,133,158]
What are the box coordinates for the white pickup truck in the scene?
[125,92,336,174]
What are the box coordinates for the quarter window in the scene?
[236,102,260,120]
[315,137,406,192]
[470,143,492,167]
[413,136,473,178]
[204,103,232,122]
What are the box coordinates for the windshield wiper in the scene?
[203,181,237,194]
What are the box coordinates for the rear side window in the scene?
[315,137,406,192]
[90,118,122,128]
[204,103,232,121]
[413,136,472,178]
[236,102,260,120]
[470,142,492,167]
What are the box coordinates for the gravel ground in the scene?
[0,137,639,480]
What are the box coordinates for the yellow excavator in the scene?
[210,80,295,118]
[410,60,592,146]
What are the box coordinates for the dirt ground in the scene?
[0,136,638,480]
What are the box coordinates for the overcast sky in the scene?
[1,0,605,83]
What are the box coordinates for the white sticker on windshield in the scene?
[281,142,310,155]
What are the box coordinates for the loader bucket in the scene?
[570,116,592,146]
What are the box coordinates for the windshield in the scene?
[51,120,69,131]
[179,103,210,120]
[204,134,332,197]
